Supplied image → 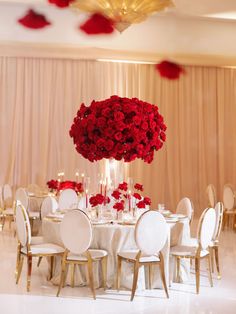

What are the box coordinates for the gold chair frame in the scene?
[117,250,169,301]
[173,208,214,294]
[15,204,64,292]
[57,249,108,299]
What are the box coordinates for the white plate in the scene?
[169,214,187,219]
[165,217,178,223]
[46,213,64,219]
[92,220,108,225]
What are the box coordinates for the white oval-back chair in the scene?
[206,184,217,208]
[57,210,108,299]
[117,210,169,301]
[176,197,194,225]
[15,187,40,232]
[171,207,216,294]
[15,204,64,291]
[222,184,236,230]
[58,189,78,211]
[40,196,58,219]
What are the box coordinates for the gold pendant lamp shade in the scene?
[71,0,174,32]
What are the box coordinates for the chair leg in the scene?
[148,264,152,289]
[116,255,122,291]
[27,255,33,292]
[207,255,213,287]
[210,247,214,273]
[15,243,21,280]
[87,259,96,300]
[159,253,169,298]
[16,256,24,284]
[57,261,66,297]
[214,246,221,279]
[48,256,54,281]
[37,257,43,267]
[195,257,200,294]
[1,216,6,230]
[101,256,107,290]
[130,261,140,301]
[70,263,75,288]
[176,257,181,283]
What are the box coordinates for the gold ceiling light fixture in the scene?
[71,0,174,33]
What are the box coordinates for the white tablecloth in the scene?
[42,217,190,290]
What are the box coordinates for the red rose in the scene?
[137,201,146,209]
[111,190,121,200]
[143,197,151,205]
[47,180,59,190]
[114,111,124,121]
[133,193,141,200]
[114,132,123,141]
[113,201,124,212]
[134,183,144,191]
[118,182,128,191]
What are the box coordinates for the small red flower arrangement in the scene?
[48,0,74,8]
[70,95,166,164]
[89,193,105,207]
[47,180,84,193]
[112,181,151,212]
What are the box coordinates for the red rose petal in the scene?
[80,13,114,35]
[155,60,184,80]
[48,0,74,8]
[18,9,51,29]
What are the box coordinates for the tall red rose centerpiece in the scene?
[69,95,166,163]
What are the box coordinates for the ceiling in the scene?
[1,0,236,21]
[1,0,236,65]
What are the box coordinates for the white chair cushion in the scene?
[67,249,107,262]
[118,250,160,262]
[21,243,64,255]
[171,245,209,258]
[31,236,44,245]
[3,207,14,215]
[28,212,40,219]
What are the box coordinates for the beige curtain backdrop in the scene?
[0,56,235,215]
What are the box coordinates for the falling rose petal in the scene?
[155,60,185,80]
[48,0,74,8]
[80,13,114,35]
[18,9,51,29]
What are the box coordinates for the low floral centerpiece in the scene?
[47,179,84,194]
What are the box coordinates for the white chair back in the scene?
[3,184,13,207]
[15,204,31,247]
[212,202,224,241]
[15,188,29,210]
[206,184,216,208]
[41,196,58,219]
[198,207,216,250]
[58,189,78,211]
[60,210,92,254]
[135,210,168,256]
[176,197,193,220]
[223,184,235,210]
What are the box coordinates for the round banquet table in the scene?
[42,217,191,290]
